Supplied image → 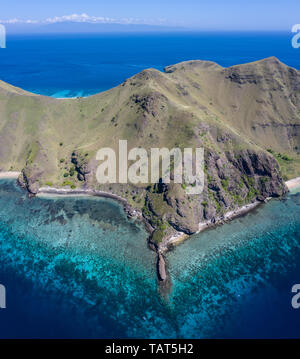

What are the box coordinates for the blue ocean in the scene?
[0,181,299,339]
[0,32,299,97]
[0,32,300,338]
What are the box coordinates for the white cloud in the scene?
[0,13,172,26]
[0,18,32,24]
[45,13,116,24]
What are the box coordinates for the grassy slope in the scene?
[164,57,300,178]
[0,56,299,186]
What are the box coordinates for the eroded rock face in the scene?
[131,92,167,118]
[18,166,43,195]
[142,148,287,239]
[225,150,287,197]
[71,151,91,182]
[20,143,287,244]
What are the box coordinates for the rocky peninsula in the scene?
[0,56,299,282]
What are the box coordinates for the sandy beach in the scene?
[286,177,300,190]
[36,187,130,204]
[0,171,21,179]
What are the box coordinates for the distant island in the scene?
[4,21,185,34]
[0,56,299,281]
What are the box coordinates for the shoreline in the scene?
[1,171,300,283]
[37,187,155,237]
[1,172,300,243]
[37,186,148,224]
[286,177,300,190]
[1,172,299,247]
[160,200,263,253]
[0,171,21,179]
[56,96,89,100]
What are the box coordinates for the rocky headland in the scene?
[0,56,299,282]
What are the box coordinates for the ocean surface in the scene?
[0,32,299,97]
[0,179,299,339]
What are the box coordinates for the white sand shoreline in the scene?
[36,186,144,221]
[0,171,21,179]
[285,177,300,190]
[162,178,300,250]
[1,172,299,249]
[37,186,127,202]
[161,200,264,252]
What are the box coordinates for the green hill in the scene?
[0,56,299,246]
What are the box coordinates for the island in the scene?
[0,56,299,281]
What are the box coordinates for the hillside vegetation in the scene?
[0,57,299,243]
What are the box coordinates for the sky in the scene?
[0,0,299,31]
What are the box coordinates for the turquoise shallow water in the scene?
[168,190,300,338]
[0,179,299,338]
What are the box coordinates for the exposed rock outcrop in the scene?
[157,253,167,281]
[71,151,91,182]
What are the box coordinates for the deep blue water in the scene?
[0,180,299,339]
[0,32,299,97]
